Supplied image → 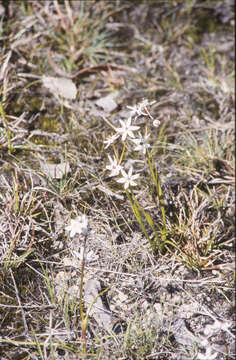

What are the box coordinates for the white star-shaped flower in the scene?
[65,215,88,238]
[117,166,140,189]
[127,104,144,118]
[71,247,99,263]
[104,133,120,149]
[106,155,123,177]
[116,117,140,141]
[132,133,150,155]
[127,99,156,118]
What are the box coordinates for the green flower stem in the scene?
[79,234,88,354]
[146,151,166,240]
[126,189,156,252]
[119,140,127,164]
[0,102,12,153]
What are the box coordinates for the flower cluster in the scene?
[104,99,159,190]
[127,99,156,120]
[65,214,89,238]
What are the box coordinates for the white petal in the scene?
[128,167,133,177]
[117,178,126,184]
[124,182,129,190]
[132,173,140,180]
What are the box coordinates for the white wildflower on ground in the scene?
[72,247,98,263]
[65,215,89,237]
[117,166,140,189]
[104,133,120,149]
[132,133,150,155]
[116,117,140,141]
[127,104,145,118]
[127,99,156,118]
[106,155,123,177]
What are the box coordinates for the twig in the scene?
[79,233,88,354]
[10,269,29,334]
[47,49,136,79]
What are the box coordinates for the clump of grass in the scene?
[101,97,234,272]
[102,99,168,254]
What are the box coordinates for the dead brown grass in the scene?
[0,1,235,359]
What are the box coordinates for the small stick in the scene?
[10,269,29,334]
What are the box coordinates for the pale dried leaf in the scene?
[95,92,118,113]
[42,75,77,99]
[0,51,12,81]
[84,278,114,330]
